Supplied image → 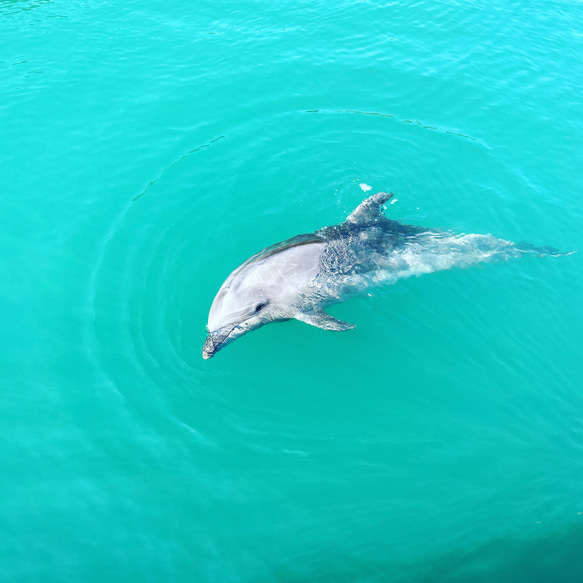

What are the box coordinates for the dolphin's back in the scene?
[316,217,430,277]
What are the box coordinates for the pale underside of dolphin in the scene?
[203,192,571,359]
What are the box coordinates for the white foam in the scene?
[363,232,520,289]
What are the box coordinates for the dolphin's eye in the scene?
[255,302,267,313]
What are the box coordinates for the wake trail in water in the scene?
[338,230,574,292]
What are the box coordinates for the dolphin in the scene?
[203,192,570,359]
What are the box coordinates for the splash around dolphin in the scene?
[203,192,570,359]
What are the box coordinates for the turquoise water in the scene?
[2,0,582,581]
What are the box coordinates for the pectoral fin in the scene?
[295,309,356,331]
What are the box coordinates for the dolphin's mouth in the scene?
[202,325,237,360]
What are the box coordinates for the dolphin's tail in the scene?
[515,241,576,257]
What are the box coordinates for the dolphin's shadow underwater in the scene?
[203,192,572,359]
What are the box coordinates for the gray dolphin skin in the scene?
[203,192,570,359]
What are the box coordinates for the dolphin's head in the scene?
[202,294,273,360]
[203,238,325,359]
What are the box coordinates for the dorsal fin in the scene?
[345,192,394,224]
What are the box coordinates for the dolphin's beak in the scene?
[201,344,214,359]
[202,326,236,360]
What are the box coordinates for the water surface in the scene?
[1,1,582,581]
